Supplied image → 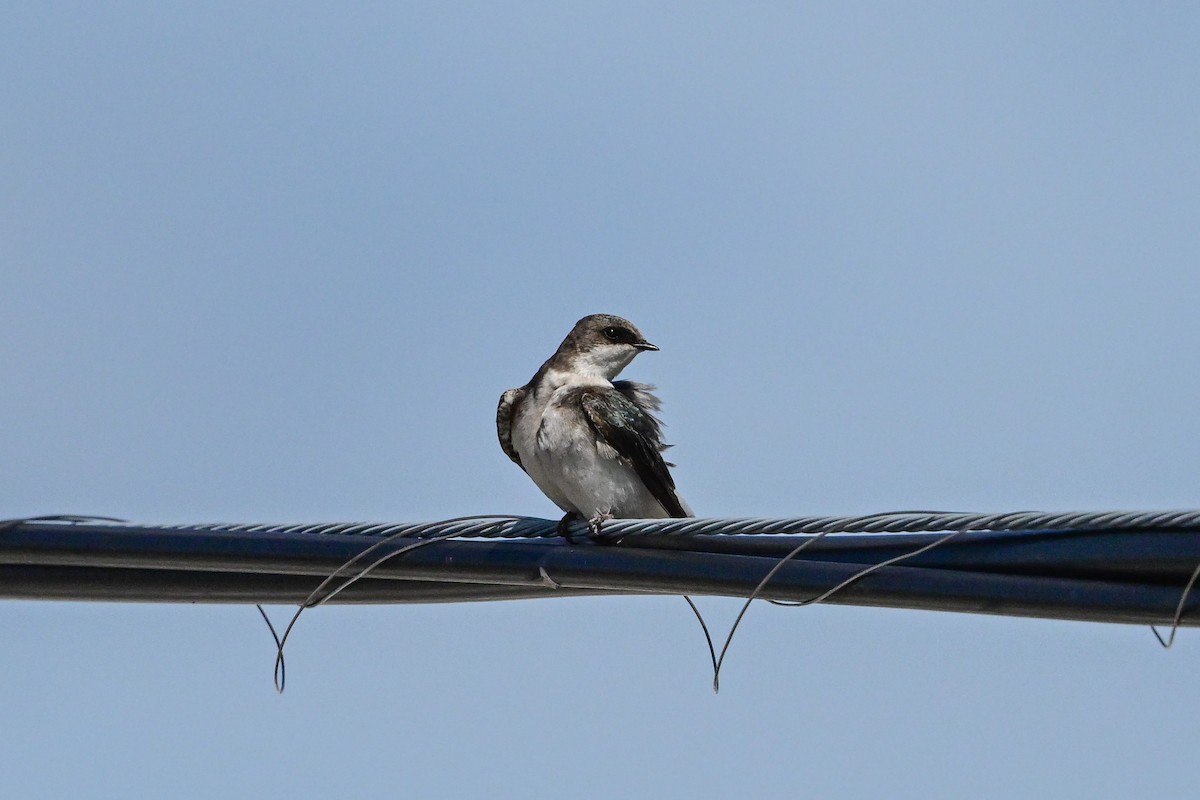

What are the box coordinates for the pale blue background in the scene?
[2,3,1198,797]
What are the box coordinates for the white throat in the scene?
[566,346,636,383]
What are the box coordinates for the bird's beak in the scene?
[635,340,659,351]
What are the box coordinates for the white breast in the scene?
[511,386,576,513]
[512,372,671,520]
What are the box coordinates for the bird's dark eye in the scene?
[603,326,624,341]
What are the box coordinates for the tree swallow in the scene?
[497,313,692,539]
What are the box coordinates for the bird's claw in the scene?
[587,512,613,536]
[557,511,584,543]
[588,513,623,545]
[558,511,622,545]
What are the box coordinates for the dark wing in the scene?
[612,380,674,462]
[579,387,689,518]
[612,380,662,414]
[496,388,526,470]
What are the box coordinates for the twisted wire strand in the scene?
[68,508,1200,540]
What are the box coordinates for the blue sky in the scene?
[2,3,1199,797]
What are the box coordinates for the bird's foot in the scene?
[587,512,623,545]
[587,512,613,536]
[557,511,584,543]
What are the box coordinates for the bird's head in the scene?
[558,313,658,380]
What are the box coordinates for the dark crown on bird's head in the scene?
[559,313,658,354]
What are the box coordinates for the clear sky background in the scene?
[3,3,1199,797]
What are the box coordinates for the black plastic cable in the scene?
[2,512,1199,627]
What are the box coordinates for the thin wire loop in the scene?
[268,515,525,692]
[683,596,718,679]
[1151,559,1200,649]
[710,529,966,692]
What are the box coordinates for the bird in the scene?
[497,313,692,540]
